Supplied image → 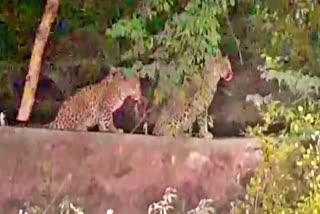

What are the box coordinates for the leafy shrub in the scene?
[235,101,320,213]
[233,1,320,212]
[106,0,236,104]
[245,0,320,99]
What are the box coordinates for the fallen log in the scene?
[0,126,263,213]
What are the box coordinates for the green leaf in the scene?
[125,0,135,7]
[152,18,164,31]
[123,68,135,78]
[226,42,238,54]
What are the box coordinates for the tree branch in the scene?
[226,13,243,66]
[16,0,60,122]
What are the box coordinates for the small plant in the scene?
[148,187,178,214]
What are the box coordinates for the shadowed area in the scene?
[0,126,263,213]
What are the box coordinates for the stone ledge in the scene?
[0,126,263,213]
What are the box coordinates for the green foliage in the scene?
[106,0,236,104]
[229,1,320,212]
[236,101,320,213]
[57,0,100,32]
[261,54,320,100]
[0,61,23,101]
[242,1,320,101]
[0,0,44,99]
[0,21,18,60]
[123,67,135,78]
[0,0,44,60]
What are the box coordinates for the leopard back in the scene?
[192,56,233,110]
[47,68,142,130]
[46,83,100,130]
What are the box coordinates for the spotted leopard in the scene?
[45,67,142,132]
[152,56,233,138]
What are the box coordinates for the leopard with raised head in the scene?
[45,67,142,132]
[152,56,233,139]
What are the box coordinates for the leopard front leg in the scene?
[207,114,214,129]
[196,110,213,139]
[98,110,124,133]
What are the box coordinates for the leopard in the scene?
[44,67,142,132]
[152,55,233,139]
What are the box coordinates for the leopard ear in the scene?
[212,57,218,63]
[109,66,119,75]
[133,71,140,79]
[208,57,218,65]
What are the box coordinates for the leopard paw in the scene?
[207,115,214,129]
[205,132,214,139]
[200,131,214,139]
[116,128,124,133]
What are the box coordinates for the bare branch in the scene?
[16,0,60,122]
[226,13,244,65]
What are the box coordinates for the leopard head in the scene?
[207,56,234,82]
[119,73,142,102]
